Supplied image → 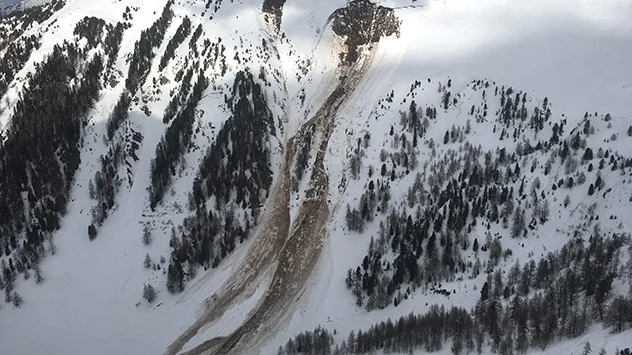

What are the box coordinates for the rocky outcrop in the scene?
[262,0,286,32]
[330,0,400,65]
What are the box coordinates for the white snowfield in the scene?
[0,0,631,354]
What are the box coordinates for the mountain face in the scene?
[0,0,631,354]
[0,0,45,16]
[0,0,22,14]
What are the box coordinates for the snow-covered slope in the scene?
[0,0,631,354]
[265,0,632,351]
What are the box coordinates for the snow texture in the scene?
[0,0,631,354]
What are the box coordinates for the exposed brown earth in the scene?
[167,2,399,354]
[176,55,376,355]
[165,139,295,355]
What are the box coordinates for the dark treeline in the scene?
[163,66,194,124]
[84,15,133,237]
[89,142,124,231]
[165,70,276,292]
[148,72,207,210]
[74,15,126,68]
[205,0,224,17]
[89,122,143,236]
[103,21,126,67]
[125,0,173,94]
[105,93,132,140]
[196,36,227,76]
[344,80,621,310]
[335,78,632,354]
[278,327,334,355]
[0,0,65,99]
[292,123,314,191]
[0,43,104,298]
[190,70,275,211]
[0,34,40,99]
[282,232,632,355]
[73,16,106,48]
[188,24,203,55]
[159,16,191,71]
[469,231,631,353]
[0,0,64,30]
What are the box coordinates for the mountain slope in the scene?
[0,0,631,355]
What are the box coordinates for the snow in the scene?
[180,268,272,353]
[0,0,282,354]
[0,0,631,354]
[262,0,632,353]
[0,0,20,9]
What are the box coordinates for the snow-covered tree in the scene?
[142,284,157,303]
[142,225,152,245]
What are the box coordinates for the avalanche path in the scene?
[166,1,399,353]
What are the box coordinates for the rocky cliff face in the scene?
[262,0,286,32]
[330,0,400,64]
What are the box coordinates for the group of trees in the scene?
[278,326,334,355]
[88,94,143,238]
[163,66,196,124]
[471,231,630,353]
[165,71,276,293]
[0,42,104,296]
[0,0,63,28]
[284,232,632,355]
[190,70,275,210]
[0,34,40,99]
[0,0,65,99]
[188,24,203,55]
[333,77,632,354]
[74,11,144,238]
[149,72,207,209]
[142,283,156,303]
[343,78,632,312]
[125,0,173,94]
[292,123,314,189]
[159,16,191,71]
[73,16,106,48]
[346,141,538,308]
[0,0,134,295]
[186,34,227,77]
[105,93,132,140]
[88,1,217,239]
[103,21,126,67]
[88,142,124,231]
[0,0,64,23]
[283,306,630,355]
[74,15,127,69]
[203,0,225,19]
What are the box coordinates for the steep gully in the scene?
[166,1,399,354]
